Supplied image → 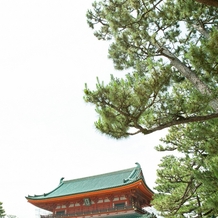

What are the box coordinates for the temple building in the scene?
[26,163,156,218]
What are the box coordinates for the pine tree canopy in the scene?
[84,0,218,216]
[84,0,218,138]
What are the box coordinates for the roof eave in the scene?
[27,178,153,204]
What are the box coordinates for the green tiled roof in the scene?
[27,163,152,200]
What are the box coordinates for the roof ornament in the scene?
[123,163,141,183]
[135,162,141,168]
[59,177,64,185]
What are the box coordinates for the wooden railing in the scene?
[40,205,147,218]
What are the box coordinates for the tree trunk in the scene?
[158,46,218,112]
[195,0,218,7]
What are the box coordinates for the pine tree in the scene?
[153,119,218,217]
[84,0,218,138]
[84,0,218,216]
[0,202,5,218]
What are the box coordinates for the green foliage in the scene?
[154,119,218,217]
[85,0,218,138]
[84,64,217,138]
[187,28,218,90]
[87,0,217,70]
[0,202,5,217]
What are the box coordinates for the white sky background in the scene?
[0,1,167,217]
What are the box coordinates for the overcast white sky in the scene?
[0,1,167,217]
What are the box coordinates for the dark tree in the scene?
[0,202,5,218]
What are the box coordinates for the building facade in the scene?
[26,163,156,218]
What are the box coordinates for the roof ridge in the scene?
[64,167,136,183]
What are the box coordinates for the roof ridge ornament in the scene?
[135,162,141,168]
[123,163,141,183]
[59,177,64,185]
